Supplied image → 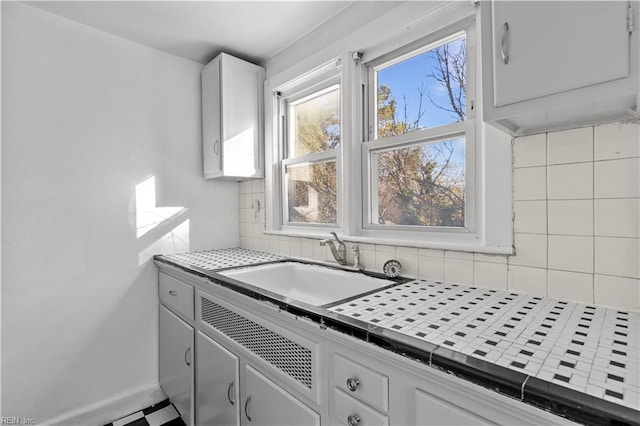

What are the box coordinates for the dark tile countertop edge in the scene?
[153,255,640,426]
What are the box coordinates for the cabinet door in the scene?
[202,58,222,179]
[220,54,264,179]
[492,1,630,106]
[414,388,493,425]
[159,305,194,426]
[197,331,240,426]
[243,365,320,426]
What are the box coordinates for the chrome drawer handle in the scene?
[227,381,235,405]
[500,22,510,65]
[168,290,177,296]
[184,347,191,367]
[347,414,361,426]
[346,377,360,392]
[244,395,252,421]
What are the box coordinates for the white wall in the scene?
[240,122,640,312]
[1,2,238,422]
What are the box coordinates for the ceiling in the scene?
[24,1,372,65]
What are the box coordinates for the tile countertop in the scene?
[155,248,640,426]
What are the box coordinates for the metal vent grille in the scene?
[201,297,313,389]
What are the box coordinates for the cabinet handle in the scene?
[213,140,219,155]
[500,22,510,64]
[184,347,191,367]
[168,290,177,296]
[227,381,235,405]
[244,395,252,421]
[347,414,361,426]
[346,377,360,392]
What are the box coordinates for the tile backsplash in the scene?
[239,122,639,312]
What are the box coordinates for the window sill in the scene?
[264,229,514,255]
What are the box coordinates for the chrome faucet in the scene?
[320,232,347,265]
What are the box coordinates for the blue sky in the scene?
[377,37,466,167]
[377,38,465,130]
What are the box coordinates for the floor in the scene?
[104,399,186,426]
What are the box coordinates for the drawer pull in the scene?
[168,290,178,296]
[346,377,360,392]
[347,414,361,426]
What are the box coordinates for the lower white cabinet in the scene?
[157,266,572,426]
[197,331,240,426]
[159,304,194,426]
[414,388,491,425]
[244,365,320,426]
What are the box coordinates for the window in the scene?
[266,7,512,252]
[279,75,341,228]
[363,30,475,235]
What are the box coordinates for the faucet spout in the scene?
[320,232,347,265]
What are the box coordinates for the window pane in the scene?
[376,35,466,139]
[289,86,340,157]
[372,138,465,227]
[286,161,337,224]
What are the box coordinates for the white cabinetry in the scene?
[159,305,194,426]
[201,52,265,180]
[197,331,239,426]
[244,365,320,426]
[481,1,639,135]
[158,272,195,425]
[327,335,573,426]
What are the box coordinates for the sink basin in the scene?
[218,261,395,306]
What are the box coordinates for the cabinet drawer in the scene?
[334,354,388,412]
[159,273,194,321]
[333,389,389,426]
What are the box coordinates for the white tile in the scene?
[418,248,444,259]
[547,127,593,165]
[358,247,376,272]
[395,246,419,277]
[146,405,179,426]
[595,237,640,278]
[113,411,144,426]
[445,250,474,261]
[444,257,474,285]
[514,200,547,234]
[594,275,640,312]
[508,265,547,296]
[548,235,594,273]
[289,237,301,257]
[514,133,547,168]
[595,198,640,238]
[547,163,593,200]
[510,233,547,268]
[514,167,547,200]
[300,239,314,259]
[474,253,508,264]
[418,254,444,281]
[548,200,593,236]
[474,261,508,290]
[595,158,640,199]
[548,270,594,304]
[595,122,640,161]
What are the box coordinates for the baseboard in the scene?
[42,382,165,426]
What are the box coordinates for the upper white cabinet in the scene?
[202,53,265,180]
[481,1,639,135]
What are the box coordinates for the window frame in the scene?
[276,68,343,231]
[360,22,477,241]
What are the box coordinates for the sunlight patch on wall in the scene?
[138,219,190,266]
[136,176,184,238]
